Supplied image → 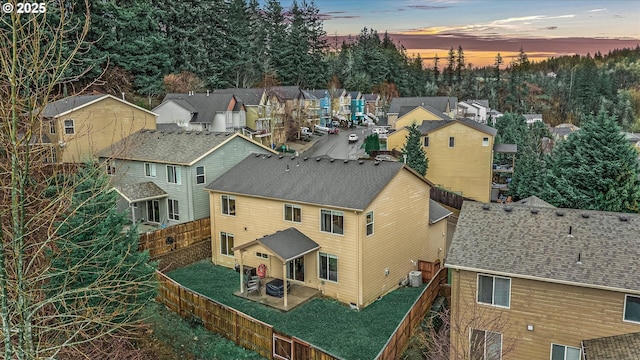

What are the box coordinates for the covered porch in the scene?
[232,227,321,311]
[113,181,169,232]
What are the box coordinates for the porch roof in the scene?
[234,228,320,263]
[113,181,168,204]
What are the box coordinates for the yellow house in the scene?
[393,104,450,130]
[205,154,452,308]
[388,119,497,202]
[42,94,156,163]
[446,202,640,360]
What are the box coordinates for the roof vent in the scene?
[482,204,490,211]
[330,158,335,162]
[343,159,349,163]
[619,215,629,222]
[504,206,513,212]
[196,131,201,135]
[225,133,230,136]
[567,226,573,237]
[303,157,308,161]
[555,211,565,217]
[205,131,210,135]
[278,155,283,159]
[285,165,289,172]
[296,161,300,167]
[256,153,262,157]
[530,208,539,214]
[374,161,380,166]
[359,160,364,164]
[576,252,582,265]
[267,154,272,158]
[316,158,321,161]
[291,156,296,160]
[581,213,590,219]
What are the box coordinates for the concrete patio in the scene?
[234,277,321,312]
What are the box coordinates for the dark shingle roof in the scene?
[388,97,458,114]
[429,200,452,224]
[160,93,237,124]
[446,201,640,293]
[235,228,320,262]
[113,181,168,203]
[269,86,302,100]
[514,195,555,208]
[583,332,640,360]
[214,88,264,105]
[42,94,106,118]
[363,94,378,101]
[493,143,517,153]
[305,89,328,99]
[414,118,497,137]
[98,129,257,165]
[206,155,415,211]
[398,105,449,119]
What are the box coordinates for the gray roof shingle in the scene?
[446,201,640,292]
[493,143,517,153]
[97,129,256,165]
[414,118,497,137]
[236,228,320,262]
[583,332,640,360]
[214,88,264,106]
[388,97,458,114]
[42,94,106,118]
[429,200,452,224]
[514,195,555,208]
[398,105,450,119]
[205,155,417,211]
[114,181,168,203]
[160,93,237,124]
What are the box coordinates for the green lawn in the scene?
[166,260,425,360]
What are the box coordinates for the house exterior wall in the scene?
[422,123,493,202]
[154,101,192,126]
[53,97,155,163]
[450,269,640,360]
[209,168,436,308]
[386,128,409,155]
[394,108,444,129]
[359,170,435,307]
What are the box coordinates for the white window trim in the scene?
[166,165,181,184]
[320,209,344,236]
[168,199,179,221]
[220,232,234,257]
[449,136,455,148]
[221,195,236,216]
[196,166,206,185]
[550,343,581,360]
[482,137,489,146]
[623,294,640,324]
[49,120,56,134]
[318,252,338,283]
[284,203,302,223]
[144,163,156,178]
[476,273,511,309]
[256,252,268,259]
[469,329,503,360]
[366,211,374,236]
[63,119,75,134]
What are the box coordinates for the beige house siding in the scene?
[423,123,493,202]
[394,108,445,129]
[387,128,409,154]
[450,269,640,360]
[360,170,434,306]
[53,97,155,163]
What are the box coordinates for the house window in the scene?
[477,274,510,308]
[366,211,374,236]
[221,195,236,216]
[63,119,74,134]
[624,294,640,323]
[196,166,205,184]
[168,199,179,221]
[220,232,234,256]
[470,329,502,360]
[284,204,301,223]
[321,209,343,235]
[256,252,268,259]
[45,148,56,163]
[49,120,56,134]
[423,137,429,147]
[551,344,580,360]
[106,161,116,175]
[144,163,156,177]
[482,137,489,146]
[319,252,337,282]
[449,136,455,147]
[167,165,181,184]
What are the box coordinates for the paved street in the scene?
[302,126,373,160]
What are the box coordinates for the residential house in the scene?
[363,93,382,118]
[387,119,497,202]
[336,89,351,123]
[153,92,246,133]
[97,129,276,227]
[457,100,490,124]
[267,86,319,139]
[393,104,451,130]
[549,123,580,142]
[306,89,332,127]
[349,91,365,124]
[582,332,640,360]
[205,155,451,308]
[386,97,458,129]
[446,201,640,360]
[492,143,518,202]
[488,109,503,126]
[523,113,543,125]
[41,94,156,163]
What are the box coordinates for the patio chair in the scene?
[246,278,261,295]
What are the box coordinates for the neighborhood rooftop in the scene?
[387,96,457,114]
[446,201,640,293]
[162,93,240,124]
[415,118,497,136]
[582,332,640,360]
[206,154,427,211]
[97,129,252,165]
[42,94,106,118]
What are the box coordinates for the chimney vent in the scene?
[576,252,582,265]
[567,226,573,237]
[359,160,364,164]
[482,204,490,211]
[330,158,335,162]
[278,155,283,159]
[303,157,308,161]
[343,159,349,163]
[581,213,590,219]
[619,215,629,222]
[316,158,321,161]
[504,206,513,212]
[374,161,380,166]
[555,211,565,217]
[285,165,289,172]
[531,209,539,214]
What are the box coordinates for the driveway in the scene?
[302,126,372,160]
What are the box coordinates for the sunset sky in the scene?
[287,0,640,68]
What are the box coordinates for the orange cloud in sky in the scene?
[405,49,554,69]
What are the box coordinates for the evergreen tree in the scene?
[432,54,440,86]
[364,133,380,156]
[539,109,640,212]
[401,123,428,176]
[455,45,465,85]
[445,47,455,87]
[47,164,157,332]
[509,121,549,199]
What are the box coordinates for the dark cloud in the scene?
[543,26,559,30]
[319,12,359,20]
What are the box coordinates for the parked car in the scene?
[328,127,339,134]
[332,120,341,127]
[301,127,312,136]
[315,125,330,132]
[348,133,359,143]
[372,127,388,135]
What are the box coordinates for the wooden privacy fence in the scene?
[431,186,474,210]
[155,271,342,360]
[375,268,448,360]
[138,218,210,258]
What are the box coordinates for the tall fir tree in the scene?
[539,109,640,212]
[401,123,428,176]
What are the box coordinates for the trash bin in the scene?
[409,271,423,287]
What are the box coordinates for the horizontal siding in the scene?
[451,270,640,360]
[395,109,444,129]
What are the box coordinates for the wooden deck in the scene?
[234,277,321,311]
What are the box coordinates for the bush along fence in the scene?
[138,217,211,258]
[375,268,448,360]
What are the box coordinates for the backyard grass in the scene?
[166,260,425,360]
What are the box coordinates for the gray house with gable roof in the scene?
[446,201,640,360]
[98,129,276,228]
